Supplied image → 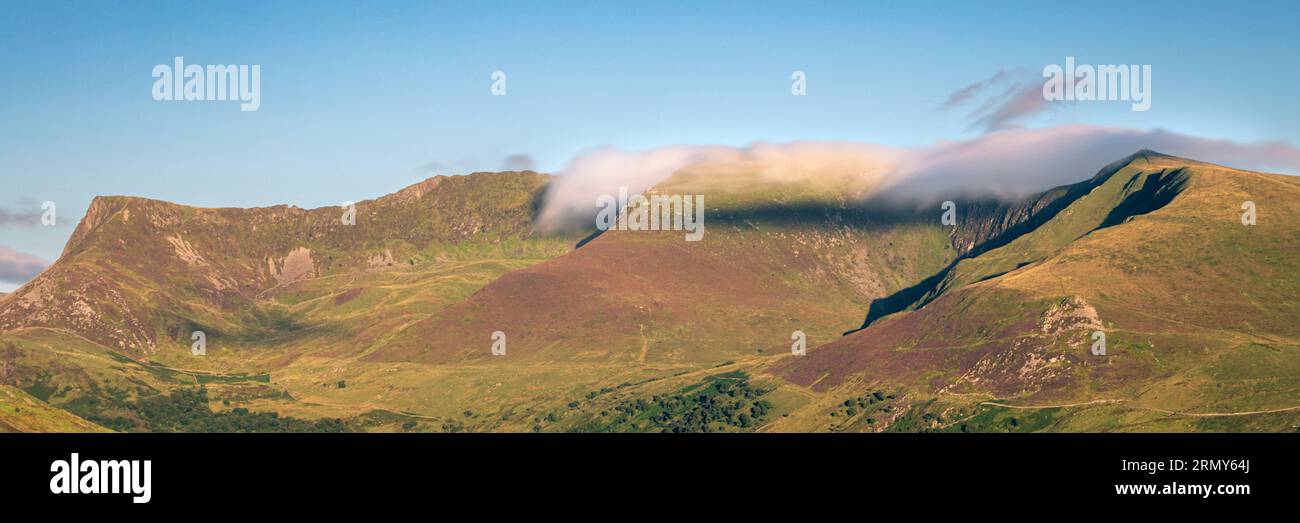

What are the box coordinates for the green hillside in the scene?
[0,385,109,433]
[771,152,1300,432]
[2,151,1297,432]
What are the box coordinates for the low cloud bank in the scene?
[537,125,1300,231]
[537,142,900,231]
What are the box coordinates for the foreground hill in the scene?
[0,385,109,432]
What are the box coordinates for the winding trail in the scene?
[1137,404,1300,417]
[637,324,649,363]
[977,398,1300,418]
[980,399,1124,409]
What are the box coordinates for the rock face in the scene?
[271,247,316,286]
[944,295,1103,397]
[951,193,1070,257]
[365,249,395,271]
[1038,296,1104,343]
[0,171,554,356]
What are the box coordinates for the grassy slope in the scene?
[332,166,960,427]
[0,385,110,432]
[2,163,968,429]
[769,153,1300,432]
[0,246,570,430]
[334,163,1078,429]
[0,171,583,431]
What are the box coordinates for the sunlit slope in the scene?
[772,152,1300,431]
[0,385,110,433]
[0,171,564,358]
[0,171,581,430]
[0,253,561,431]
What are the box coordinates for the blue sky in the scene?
[2,0,1299,290]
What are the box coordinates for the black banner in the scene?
[1,433,1290,513]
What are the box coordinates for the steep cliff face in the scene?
[947,150,1176,259]
[847,152,1189,332]
[950,190,1074,257]
[0,171,559,356]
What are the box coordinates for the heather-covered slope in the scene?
[769,152,1300,432]
[364,164,1078,367]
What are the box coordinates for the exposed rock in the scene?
[366,249,396,271]
[166,235,208,266]
[1039,296,1104,348]
[270,247,316,286]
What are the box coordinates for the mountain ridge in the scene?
[2,151,1297,432]
[1,170,569,356]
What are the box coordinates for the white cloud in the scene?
[537,126,1300,230]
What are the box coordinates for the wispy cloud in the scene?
[943,69,1067,133]
[942,70,1010,110]
[883,125,1300,202]
[0,246,49,285]
[0,207,44,227]
[414,161,448,174]
[500,153,535,172]
[416,153,537,175]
